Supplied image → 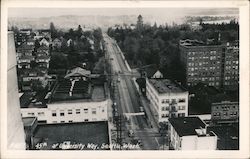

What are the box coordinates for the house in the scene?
[146,78,189,123]
[39,29,51,39]
[168,117,217,150]
[21,69,49,91]
[16,44,35,57]
[19,28,32,36]
[37,45,49,55]
[140,65,163,79]
[39,38,50,47]
[52,38,62,49]
[67,39,73,47]
[26,38,35,46]
[36,55,50,68]
[17,55,35,69]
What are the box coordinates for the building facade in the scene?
[168,117,217,150]
[211,101,239,123]
[223,41,239,91]
[21,100,109,124]
[146,78,189,123]
[179,39,226,89]
[7,32,26,149]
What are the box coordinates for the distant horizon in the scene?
[9,8,239,18]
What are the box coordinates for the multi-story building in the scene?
[211,101,239,123]
[168,117,217,150]
[179,39,226,89]
[7,31,26,149]
[223,41,239,91]
[20,69,110,124]
[146,78,189,123]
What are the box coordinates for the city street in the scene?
[103,34,165,150]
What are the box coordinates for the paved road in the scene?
[103,34,164,150]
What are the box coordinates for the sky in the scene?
[8,8,239,18]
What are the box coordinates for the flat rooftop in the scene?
[180,39,223,47]
[169,117,206,137]
[50,79,106,103]
[207,123,239,150]
[33,121,110,150]
[148,79,186,94]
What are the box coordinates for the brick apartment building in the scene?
[179,39,226,89]
[223,41,239,91]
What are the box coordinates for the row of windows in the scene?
[224,76,239,80]
[214,105,237,110]
[51,108,104,117]
[188,51,217,56]
[161,98,185,104]
[188,66,220,72]
[224,81,239,85]
[52,119,91,123]
[225,61,239,65]
[161,105,185,111]
[213,111,238,116]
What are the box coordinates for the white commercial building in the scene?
[168,117,217,150]
[21,71,110,124]
[21,100,109,124]
[146,78,189,123]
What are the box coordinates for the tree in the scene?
[77,25,83,38]
[50,22,57,39]
[35,39,40,49]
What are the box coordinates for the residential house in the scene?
[36,55,50,68]
[67,39,73,47]
[21,69,49,91]
[36,45,49,55]
[17,55,35,69]
[168,117,217,150]
[16,44,35,57]
[39,38,50,47]
[26,38,35,46]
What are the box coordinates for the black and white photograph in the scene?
[1,0,249,159]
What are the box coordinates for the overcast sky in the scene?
[9,8,238,18]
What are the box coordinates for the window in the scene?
[52,121,57,123]
[76,109,81,114]
[28,112,35,116]
[102,108,105,113]
[52,111,57,117]
[178,99,185,103]
[38,112,45,116]
[68,109,72,115]
[69,120,73,123]
[84,108,88,113]
[92,108,96,114]
[60,121,65,123]
[84,119,89,122]
[60,110,64,116]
